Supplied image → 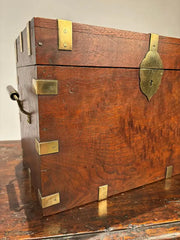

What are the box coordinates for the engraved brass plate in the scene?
[166,165,173,179]
[32,79,58,95]
[26,21,31,55]
[140,33,164,101]
[58,19,72,50]
[38,189,60,208]
[98,185,108,201]
[19,32,23,52]
[35,139,59,155]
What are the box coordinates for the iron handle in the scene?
[7,85,31,124]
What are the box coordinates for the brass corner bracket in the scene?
[166,165,173,179]
[58,19,72,50]
[35,139,59,155]
[38,189,60,208]
[140,33,164,101]
[98,184,108,201]
[19,32,23,53]
[26,21,32,56]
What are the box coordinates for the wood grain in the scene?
[16,17,180,69]
[0,141,180,239]
[17,66,41,191]
[14,17,180,216]
[35,66,180,215]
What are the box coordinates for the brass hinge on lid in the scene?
[140,33,164,101]
[26,21,32,55]
[58,19,72,50]
[19,32,23,53]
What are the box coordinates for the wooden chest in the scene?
[8,17,180,216]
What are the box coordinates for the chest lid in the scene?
[15,17,180,70]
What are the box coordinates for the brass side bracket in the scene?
[38,189,60,208]
[58,19,72,50]
[140,33,164,101]
[32,79,58,95]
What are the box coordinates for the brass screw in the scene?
[63,28,67,33]
[63,43,67,48]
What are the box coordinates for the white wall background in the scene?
[0,0,180,140]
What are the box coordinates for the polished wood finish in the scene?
[36,66,180,216]
[17,65,180,216]
[0,141,180,239]
[15,17,180,216]
[16,17,180,69]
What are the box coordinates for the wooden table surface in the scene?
[0,141,180,240]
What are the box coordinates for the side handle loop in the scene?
[7,85,31,124]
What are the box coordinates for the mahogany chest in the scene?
[8,17,180,216]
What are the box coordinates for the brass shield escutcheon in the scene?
[140,34,164,101]
[140,68,164,101]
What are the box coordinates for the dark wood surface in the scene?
[36,66,180,216]
[16,17,180,69]
[16,64,180,216]
[17,65,41,192]
[0,141,180,239]
[15,17,180,216]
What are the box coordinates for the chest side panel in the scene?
[37,66,180,215]
[17,66,41,191]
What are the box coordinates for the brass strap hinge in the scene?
[140,33,164,101]
[32,79,58,95]
[38,189,60,208]
[58,19,72,50]
[35,139,59,155]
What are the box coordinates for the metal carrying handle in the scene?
[7,85,31,124]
